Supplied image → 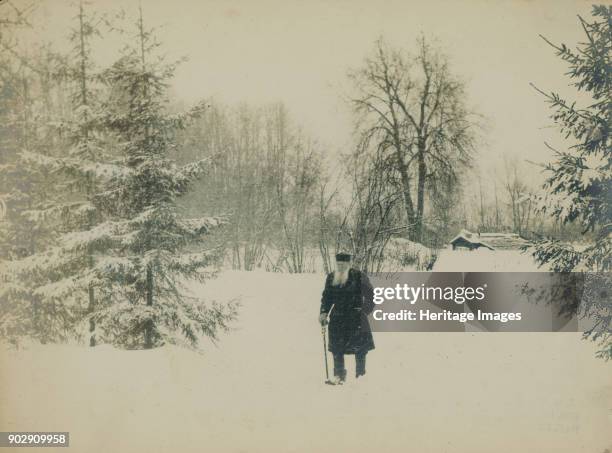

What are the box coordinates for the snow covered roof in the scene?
[450,230,529,250]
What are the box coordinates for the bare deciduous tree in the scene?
[347,36,478,242]
[504,158,535,236]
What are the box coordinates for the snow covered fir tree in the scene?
[88,6,237,349]
[0,14,76,343]
[531,5,611,273]
[530,5,611,359]
[5,0,117,346]
[0,3,237,350]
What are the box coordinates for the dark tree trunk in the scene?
[415,139,427,242]
[32,297,39,340]
[144,264,153,349]
[88,284,96,346]
[394,147,417,241]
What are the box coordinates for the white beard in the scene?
[332,269,349,286]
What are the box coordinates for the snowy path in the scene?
[1,270,610,452]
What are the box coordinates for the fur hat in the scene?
[335,252,352,262]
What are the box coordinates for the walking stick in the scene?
[322,324,337,385]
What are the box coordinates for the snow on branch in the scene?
[18,150,131,181]
[178,216,226,236]
[59,219,131,251]
[21,201,95,223]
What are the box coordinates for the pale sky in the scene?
[19,0,596,183]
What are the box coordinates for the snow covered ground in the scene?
[1,269,610,453]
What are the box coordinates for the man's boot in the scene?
[356,352,366,378]
[333,368,347,384]
[333,353,347,384]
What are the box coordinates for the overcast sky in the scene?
[23,0,595,182]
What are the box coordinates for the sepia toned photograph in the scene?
[0,0,610,452]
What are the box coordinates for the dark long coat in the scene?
[320,268,375,355]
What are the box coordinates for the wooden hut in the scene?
[449,230,528,251]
